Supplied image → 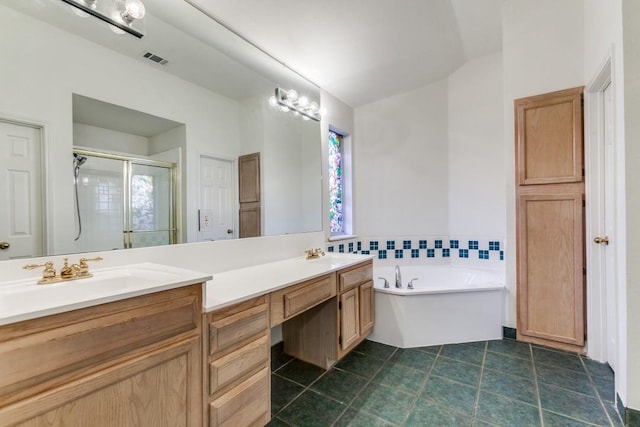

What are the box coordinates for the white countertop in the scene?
[0,263,212,326]
[0,253,373,326]
[204,253,373,312]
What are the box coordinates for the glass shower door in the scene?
[126,162,176,249]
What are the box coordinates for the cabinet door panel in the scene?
[359,281,374,334]
[517,192,584,347]
[339,288,360,351]
[0,337,201,427]
[515,87,583,185]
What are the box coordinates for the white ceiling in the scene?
[188,0,504,106]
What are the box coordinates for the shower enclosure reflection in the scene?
[72,150,177,253]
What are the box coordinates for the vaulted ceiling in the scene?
[188,0,504,106]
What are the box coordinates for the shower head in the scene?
[74,153,88,168]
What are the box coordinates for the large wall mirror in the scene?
[0,0,323,259]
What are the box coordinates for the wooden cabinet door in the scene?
[517,189,585,350]
[239,153,261,238]
[339,288,360,351]
[515,87,583,185]
[359,281,374,334]
[0,336,202,427]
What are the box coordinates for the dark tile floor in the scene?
[269,339,624,427]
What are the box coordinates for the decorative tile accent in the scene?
[327,236,505,264]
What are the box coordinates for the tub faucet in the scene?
[395,265,402,288]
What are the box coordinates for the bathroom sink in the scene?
[0,263,211,325]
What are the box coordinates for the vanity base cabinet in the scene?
[282,260,374,369]
[204,295,270,427]
[0,284,204,427]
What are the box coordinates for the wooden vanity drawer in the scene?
[339,262,373,292]
[208,298,268,355]
[209,333,269,396]
[270,274,336,326]
[209,366,270,427]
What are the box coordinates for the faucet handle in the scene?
[408,278,419,289]
[77,256,103,277]
[23,261,57,279]
[378,277,389,288]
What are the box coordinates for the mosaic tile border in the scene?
[326,236,505,262]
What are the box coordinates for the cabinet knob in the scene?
[593,236,609,245]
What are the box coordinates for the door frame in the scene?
[584,51,617,365]
[0,115,48,257]
[196,152,238,240]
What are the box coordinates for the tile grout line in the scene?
[471,340,489,424]
[397,345,443,426]
[529,343,545,427]
[578,354,616,427]
[329,346,401,427]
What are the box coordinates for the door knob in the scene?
[0,241,9,250]
[227,229,233,234]
[594,236,609,245]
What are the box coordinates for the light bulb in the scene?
[308,102,319,114]
[121,0,145,24]
[280,105,290,112]
[268,95,277,107]
[286,89,298,102]
[297,96,309,108]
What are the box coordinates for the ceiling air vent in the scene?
[142,52,168,65]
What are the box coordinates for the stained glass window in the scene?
[329,131,344,234]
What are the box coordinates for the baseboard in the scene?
[502,326,517,340]
[616,393,640,427]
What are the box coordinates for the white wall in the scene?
[502,0,585,329]
[354,80,450,236]
[622,1,640,413]
[73,123,150,156]
[0,5,240,254]
[448,52,505,238]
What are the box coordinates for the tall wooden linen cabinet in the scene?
[515,86,586,353]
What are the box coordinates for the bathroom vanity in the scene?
[0,254,373,426]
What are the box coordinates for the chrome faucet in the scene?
[395,265,402,288]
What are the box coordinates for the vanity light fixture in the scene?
[60,0,146,38]
[268,88,326,122]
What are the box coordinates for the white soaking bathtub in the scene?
[368,265,505,348]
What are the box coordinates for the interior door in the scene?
[199,156,234,241]
[602,82,617,370]
[0,121,43,260]
[238,153,261,238]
